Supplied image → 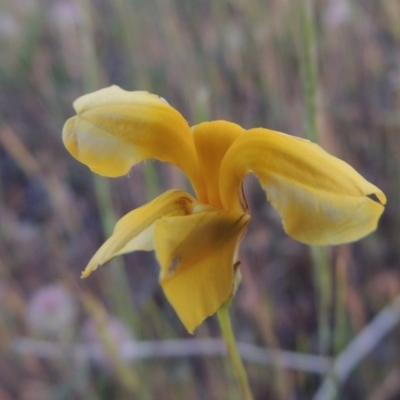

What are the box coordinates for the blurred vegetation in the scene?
[0,0,399,399]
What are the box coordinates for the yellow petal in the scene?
[192,121,245,208]
[63,86,205,200]
[220,128,386,245]
[154,209,250,333]
[82,190,196,278]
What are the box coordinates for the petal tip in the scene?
[81,270,91,279]
[80,271,88,279]
[371,191,387,205]
[81,263,99,279]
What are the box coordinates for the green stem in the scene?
[217,302,254,400]
[311,246,332,355]
[92,176,137,326]
[298,0,333,355]
[299,0,318,142]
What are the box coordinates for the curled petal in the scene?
[220,128,386,245]
[81,190,196,278]
[63,86,205,199]
[192,121,245,208]
[154,209,250,333]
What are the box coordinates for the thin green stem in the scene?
[217,302,254,400]
[299,0,318,142]
[92,176,137,326]
[311,246,332,355]
[297,0,333,356]
[78,0,139,330]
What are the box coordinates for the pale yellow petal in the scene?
[192,121,245,208]
[154,210,250,333]
[220,128,386,245]
[63,86,205,200]
[82,190,196,278]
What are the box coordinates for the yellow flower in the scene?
[63,85,386,333]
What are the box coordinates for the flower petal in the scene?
[154,209,250,333]
[220,128,386,245]
[81,190,196,278]
[63,86,205,199]
[192,121,245,208]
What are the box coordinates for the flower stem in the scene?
[297,0,333,356]
[217,302,254,400]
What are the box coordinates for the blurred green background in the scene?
[0,0,399,399]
